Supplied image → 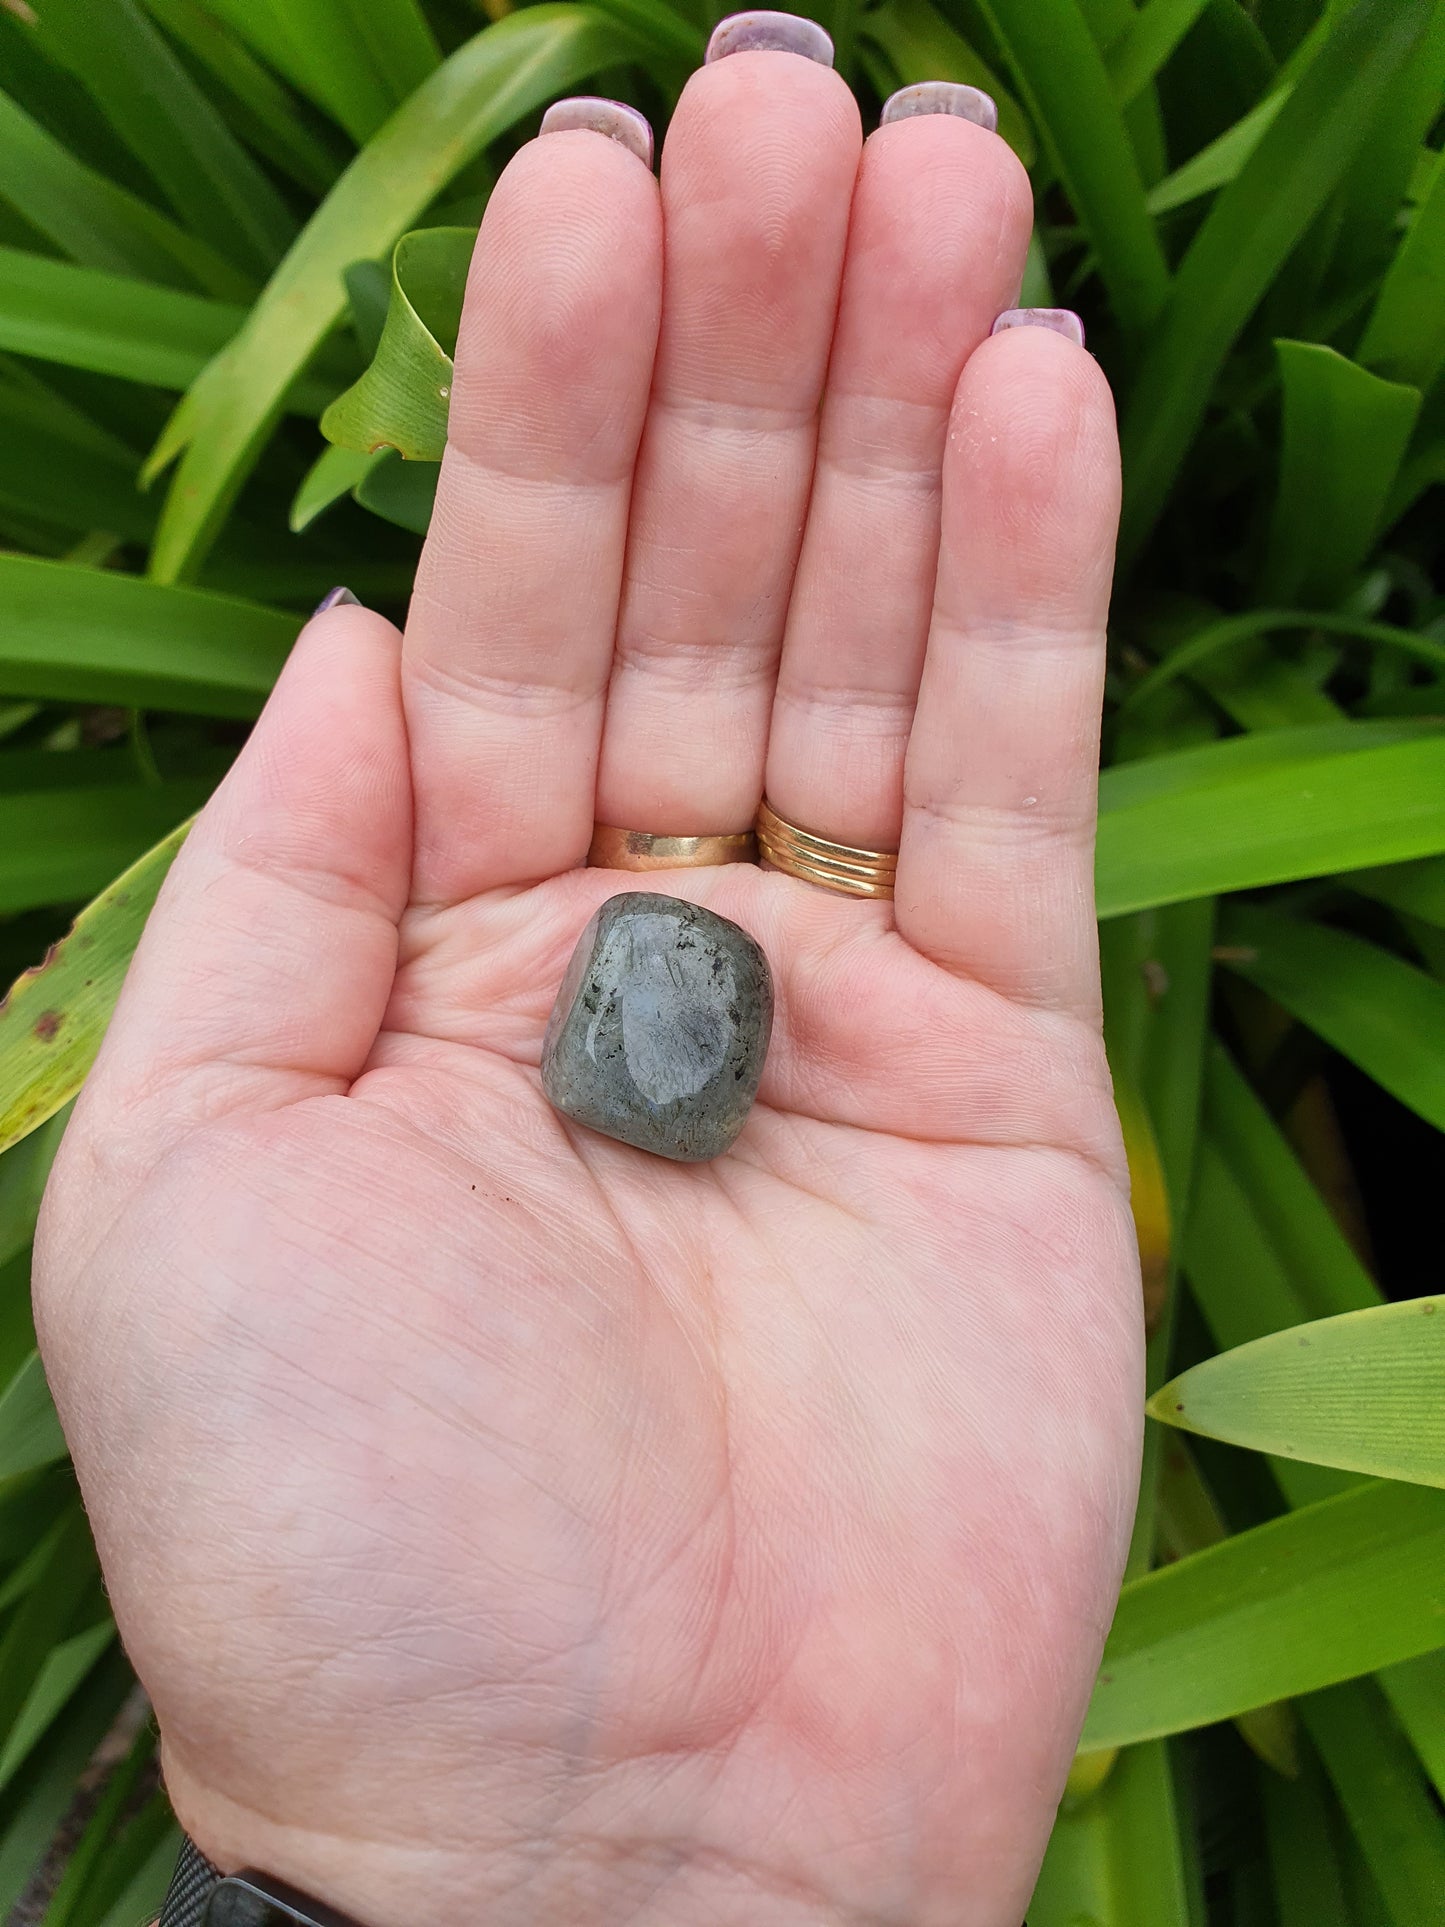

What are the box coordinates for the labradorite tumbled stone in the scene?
[541,892,773,1163]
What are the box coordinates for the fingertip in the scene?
[674,18,860,160]
[449,129,663,464]
[945,323,1120,623]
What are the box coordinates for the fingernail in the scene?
[313,585,361,616]
[706,11,834,65]
[879,82,996,133]
[540,97,654,169]
[992,308,1086,349]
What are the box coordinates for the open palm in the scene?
[36,37,1139,1927]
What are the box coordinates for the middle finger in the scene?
[594,17,861,838]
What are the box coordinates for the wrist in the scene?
[165,1775,867,1927]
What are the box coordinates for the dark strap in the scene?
[158,1836,221,1927]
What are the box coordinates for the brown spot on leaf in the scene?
[33,1010,64,1042]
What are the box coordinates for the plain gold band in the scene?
[588,825,758,870]
[755,800,897,900]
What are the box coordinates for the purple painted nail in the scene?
[992,307,1086,349]
[706,11,834,65]
[313,585,361,616]
[879,82,997,133]
[540,97,654,168]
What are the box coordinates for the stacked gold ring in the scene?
[588,825,757,870]
[755,800,897,900]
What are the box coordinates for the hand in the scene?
[36,31,1137,1927]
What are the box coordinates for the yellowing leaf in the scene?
[0,820,191,1156]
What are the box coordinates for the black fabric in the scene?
[158,1835,221,1927]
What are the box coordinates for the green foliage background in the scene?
[0,0,1443,1919]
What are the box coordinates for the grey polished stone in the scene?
[541,892,773,1162]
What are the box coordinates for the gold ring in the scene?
[588,825,758,870]
[754,800,897,900]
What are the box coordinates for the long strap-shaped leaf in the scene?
[146,5,638,583]
[25,0,296,277]
[0,248,352,410]
[1217,903,1445,1132]
[0,86,251,300]
[1117,0,1438,571]
[0,784,205,921]
[973,0,1169,334]
[1029,1740,1195,1927]
[1359,121,1445,392]
[1081,1479,1445,1750]
[200,0,440,143]
[0,818,192,1156]
[1096,724,1445,916]
[0,555,297,716]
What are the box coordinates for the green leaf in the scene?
[1301,1679,1445,1927]
[1347,856,1445,928]
[0,1621,114,1794]
[1120,610,1445,725]
[1324,0,1445,296]
[1081,1479,1445,1751]
[1358,122,1445,393]
[0,248,351,411]
[0,1646,134,1920]
[0,85,252,300]
[0,1115,65,1272]
[1144,87,1289,218]
[194,0,414,143]
[973,0,1169,333]
[38,1714,157,1927]
[290,442,386,533]
[0,555,296,716]
[1150,1298,1445,1488]
[1105,0,1213,107]
[146,5,640,583]
[857,0,1035,165]
[1154,1440,1302,1772]
[94,1821,182,1927]
[137,0,345,198]
[1030,1740,1194,1927]
[0,246,244,388]
[1263,1750,1354,1927]
[1217,903,1445,1133]
[1201,1040,1379,1325]
[332,0,443,104]
[0,361,153,543]
[1096,725,1445,918]
[0,1356,66,1485]
[0,817,193,1154]
[24,0,296,277]
[1379,1652,1445,1803]
[352,449,440,534]
[1118,0,1439,570]
[1185,1139,1361,1509]
[1262,343,1421,607]
[0,1505,98,1763]
[321,227,470,461]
